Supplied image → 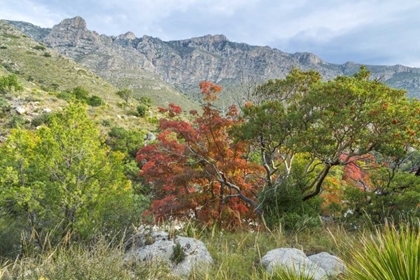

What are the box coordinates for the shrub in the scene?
[260,181,322,230]
[349,223,420,280]
[137,104,148,117]
[102,119,111,127]
[43,52,51,57]
[33,45,46,51]
[139,96,152,106]
[170,242,185,264]
[72,86,89,102]
[0,74,23,93]
[0,97,10,117]
[7,115,27,128]
[57,90,73,101]
[31,113,51,127]
[88,95,105,107]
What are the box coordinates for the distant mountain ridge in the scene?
[6,16,420,100]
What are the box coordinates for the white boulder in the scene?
[125,231,213,278]
[261,248,327,280]
[308,252,346,278]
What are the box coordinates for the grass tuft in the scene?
[349,221,420,280]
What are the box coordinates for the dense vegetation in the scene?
[1,67,420,279]
[138,67,420,230]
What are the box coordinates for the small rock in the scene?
[144,131,156,141]
[15,106,26,115]
[42,108,52,113]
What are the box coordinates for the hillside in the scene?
[0,21,160,135]
[7,16,420,102]
[5,18,199,111]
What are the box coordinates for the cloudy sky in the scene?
[1,0,419,67]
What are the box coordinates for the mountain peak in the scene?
[116,31,136,40]
[58,16,87,30]
[192,34,228,43]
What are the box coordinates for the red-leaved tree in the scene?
[137,82,264,228]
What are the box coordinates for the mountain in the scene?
[5,17,198,111]
[0,20,160,134]
[6,16,420,102]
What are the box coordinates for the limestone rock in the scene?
[144,131,156,141]
[125,231,213,278]
[15,106,26,115]
[308,252,346,278]
[261,248,327,280]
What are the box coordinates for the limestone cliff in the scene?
[7,16,420,100]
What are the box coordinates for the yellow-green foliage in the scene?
[349,222,420,280]
[0,103,146,248]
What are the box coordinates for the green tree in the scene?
[0,74,23,93]
[116,88,133,104]
[107,126,145,158]
[237,67,420,227]
[72,86,89,102]
[0,103,145,248]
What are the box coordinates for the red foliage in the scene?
[199,81,223,102]
[321,153,375,214]
[137,82,263,229]
[341,154,374,190]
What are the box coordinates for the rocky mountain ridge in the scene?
[6,16,420,100]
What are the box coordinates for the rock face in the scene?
[125,231,213,278]
[5,17,197,110]
[7,16,420,100]
[261,248,346,279]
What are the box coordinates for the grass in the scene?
[1,237,174,280]
[348,222,420,280]
[0,221,356,280]
[3,219,420,279]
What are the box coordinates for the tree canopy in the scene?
[0,103,144,245]
[137,67,420,228]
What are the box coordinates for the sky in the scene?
[1,0,420,67]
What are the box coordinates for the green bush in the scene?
[102,119,111,127]
[0,214,25,259]
[139,96,152,106]
[137,104,148,117]
[31,113,51,127]
[57,90,73,101]
[72,86,89,101]
[260,181,322,230]
[7,114,27,128]
[88,95,105,107]
[57,87,92,104]
[341,168,420,227]
[0,97,10,117]
[0,74,23,93]
[107,126,145,158]
[349,223,420,280]
[33,45,46,51]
